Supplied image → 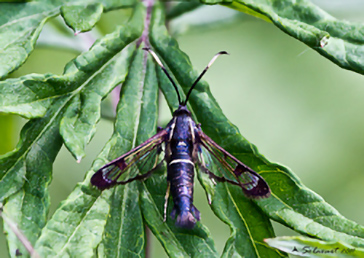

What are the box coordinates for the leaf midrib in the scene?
[270,191,364,242]
[115,51,149,258]
[225,184,260,257]
[55,189,97,257]
[3,41,127,215]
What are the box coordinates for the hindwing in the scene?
[196,130,270,198]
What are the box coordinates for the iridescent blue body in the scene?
[165,106,200,228]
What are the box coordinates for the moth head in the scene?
[173,105,191,116]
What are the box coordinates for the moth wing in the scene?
[91,129,168,190]
[197,131,270,198]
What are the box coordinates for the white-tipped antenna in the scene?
[184,51,229,105]
[143,48,182,105]
[144,48,228,106]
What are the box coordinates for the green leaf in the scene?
[0,2,144,156]
[1,4,145,256]
[260,187,364,248]
[61,3,103,33]
[215,0,364,75]
[59,46,134,161]
[0,73,58,119]
[34,48,147,258]
[2,1,364,257]
[0,0,136,78]
[149,1,364,256]
[166,1,202,20]
[149,3,281,258]
[97,183,144,258]
[151,13,364,253]
[2,98,65,257]
[151,10,364,255]
[34,176,112,257]
[266,236,364,257]
[0,2,57,79]
[95,48,150,258]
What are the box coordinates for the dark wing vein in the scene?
[91,130,168,190]
[197,131,270,198]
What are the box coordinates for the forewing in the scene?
[91,129,168,190]
[197,131,270,198]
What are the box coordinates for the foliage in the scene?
[265,236,364,257]
[1,0,364,257]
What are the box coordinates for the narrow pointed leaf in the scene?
[150,2,364,252]
[1,2,144,162]
[95,48,151,258]
[34,175,112,257]
[149,3,280,258]
[1,4,145,256]
[0,2,144,119]
[61,3,103,33]
[59,46,134,161]
[0,74,55,118]
[35,48,148,258]
[2,97,65,257]
[266,236,364,257]
[0,2,57,79]
[0,3,144,201]
[0,0,136,78]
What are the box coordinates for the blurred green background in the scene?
[1,1,364,257]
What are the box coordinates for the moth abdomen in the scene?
[167,157,200,228]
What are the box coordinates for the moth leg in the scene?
[116,160,164,185]
[163,182,171,222]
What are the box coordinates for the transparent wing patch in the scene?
[197,131,270,198]
[91,130,167,190]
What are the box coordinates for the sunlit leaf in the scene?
[1,4,145,256]
[61,3,103,33]
[95,48,149,258]
[35,47,148,258]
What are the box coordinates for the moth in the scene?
[91,48,270,229]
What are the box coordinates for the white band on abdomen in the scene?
[169,159,194,166]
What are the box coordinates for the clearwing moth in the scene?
[91,48,270,228]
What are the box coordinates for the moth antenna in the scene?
[184,51,229,105]
[143,47,182,105]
